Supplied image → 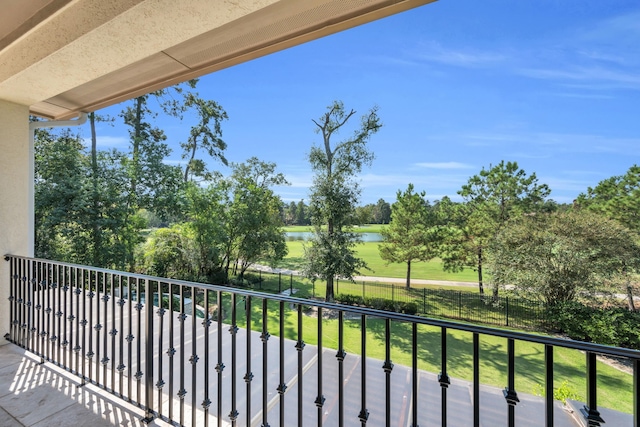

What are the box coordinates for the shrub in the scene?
[401,302,419,315]
[335,294,363,306]
[545,302,640,349]
[533,380,579,405]
[243,273,263,285]
[228,276,248,287]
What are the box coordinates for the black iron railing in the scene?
[4,255,640,427]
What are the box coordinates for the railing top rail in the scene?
[6,254,640,360]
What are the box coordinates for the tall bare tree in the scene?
[303,101,381,301]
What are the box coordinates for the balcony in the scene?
[3,255,639,427]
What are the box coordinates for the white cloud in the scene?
[83,135,130,148]
[518,66,640,90]
[162,159,184,166]
[413,42,505,67]
[281,172,313,188]
[455,131,640,156]
[414,162,474,170]
[360,172,469,190]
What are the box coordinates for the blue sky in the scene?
[92,0,640,205]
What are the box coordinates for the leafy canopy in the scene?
[488,210,640,304]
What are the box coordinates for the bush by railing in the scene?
[234,270,545,330]
[545,302,640,349]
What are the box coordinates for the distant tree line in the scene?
[281,197,391,226]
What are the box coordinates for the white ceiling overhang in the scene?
[0,0,435,119]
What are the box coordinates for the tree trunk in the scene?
[89,113,102,267]
[131,96,143,196]
[326,276,334,302]
[406,259,411,289]
[627,285,636,312]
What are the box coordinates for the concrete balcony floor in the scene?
[0,339,632,427]
[0,344,170,427]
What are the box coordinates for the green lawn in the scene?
[223,297,633,414]
[278,240,479,284]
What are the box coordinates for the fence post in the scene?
[392,284,395,302]
[458,291,462,319]
[313,280,315,298]
[259,270,262,288]
[290,274,293,294]
[506,297,509,327]
[278,272,282,293]
[423,288,426,314]
[143,279,154,422]
[336,278,339,295]
[363,281,365,299]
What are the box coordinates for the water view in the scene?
[285,231,383,242]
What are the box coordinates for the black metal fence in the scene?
[6,256,639,427]
[237,270,545,330]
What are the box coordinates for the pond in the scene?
[285,231,383,242]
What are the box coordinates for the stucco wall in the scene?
[0,100,31,344]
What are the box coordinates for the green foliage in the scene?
[137,224,212,282]
[139,158,289,283]
[439,161,551,295]
[533,380,579,405]
[182,181,230,282]
[577,164,640,233]
[379,184,438,288]
[304,101,382,301]
[545,302,640,349]
[229,157,289,275]
[334,293,418,314]
[374,198,392,224]
[283,200,310,226]
[181,93,228,182]
[121,94,185,220]
[489,210,640,305]
[34,128,144,269]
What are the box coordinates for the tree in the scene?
[379,184,437,288]
[576,166,640,308]
[120,92,184,222]
[229,157,289,276]
[441,161,550,295]
[34,129,89,261]
[182,181,230,282]
[355,203,375,225]
[373,198,392,224]
[303,101,382,301]
[576,164,640,233]
[296,199,309,225]
[285,201,298,225]
[34,127,143,270]
[181,94,228,182]
[488,210,640,305]
[138,224,200,280]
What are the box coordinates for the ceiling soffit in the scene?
[0,0,435,119]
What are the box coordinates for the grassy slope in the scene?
[280,239,479,283]
[273,227,633,412]
[232,299,633,413]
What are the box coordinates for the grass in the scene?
[278,240,479,283]
[219,295,634,414]
[259,227,635,412]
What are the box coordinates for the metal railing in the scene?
[4,255,640,427]
[234,270,545,329]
